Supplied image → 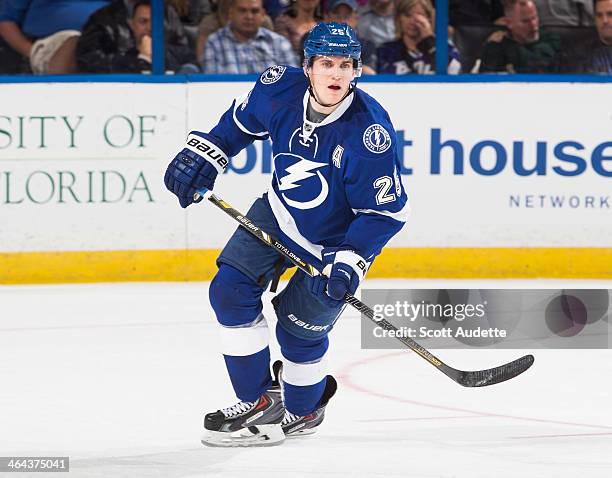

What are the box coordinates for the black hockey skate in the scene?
[273,360,338,437]
[201,382,285,447]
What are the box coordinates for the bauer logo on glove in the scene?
[164,131,229,208]
[185,136,229,171]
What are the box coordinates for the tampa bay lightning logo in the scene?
[274,128,328,210]
[276,154,329,210]
[260,65,286,85]
[363,124,392,154]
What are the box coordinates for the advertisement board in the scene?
[0,81,610,282]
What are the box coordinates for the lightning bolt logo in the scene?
[373,130,381,146]
[275,154,329,210]
[279,158,325,190]
[363,124,391,154]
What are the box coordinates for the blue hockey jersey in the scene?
[204,65,409,267]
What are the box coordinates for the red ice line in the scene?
[336,351,612,434]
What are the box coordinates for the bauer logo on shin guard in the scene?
[186,135,229,171]
[288,314,330,332]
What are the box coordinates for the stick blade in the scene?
[455,354,535,387]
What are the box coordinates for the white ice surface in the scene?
[0,279,611,478]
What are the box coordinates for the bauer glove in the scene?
[311,247,367,307]
[164,132,229,208]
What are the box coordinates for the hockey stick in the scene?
[194,188,534,387]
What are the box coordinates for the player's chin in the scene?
[321,93,341,104]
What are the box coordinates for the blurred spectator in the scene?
[532,0,593,26]
[168,0,211,57]
[202,0,298,73]
[595,0,612,43]
[125,0,154,68]
[480,0,561,72]
[76,0,197,73]
[357,0,396,48]
[0,0,110,74]
[449,0,505,26]
[196,0,273,62]
[377,0,461,74]
[591,0,612,71]
[559,0,612,72]
[169,0,212,25]
[325,0,377,73]
[264,0,291,19]
[196,0,231,60]
[274,0,322,54]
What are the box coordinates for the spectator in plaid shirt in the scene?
[202,0,298,73]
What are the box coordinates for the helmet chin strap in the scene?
[306,72,354,109]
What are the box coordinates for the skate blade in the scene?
[285,428,317,439]
[202,424,285,448]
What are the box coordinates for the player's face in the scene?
[595,0,612,45]
[508,1,540,44]
[307,56,355,104]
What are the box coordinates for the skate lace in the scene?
[220,400,255,418]
[281,410,302,426]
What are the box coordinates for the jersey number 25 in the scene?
[373,176,396,205]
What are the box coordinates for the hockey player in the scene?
[164,22,409,447]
